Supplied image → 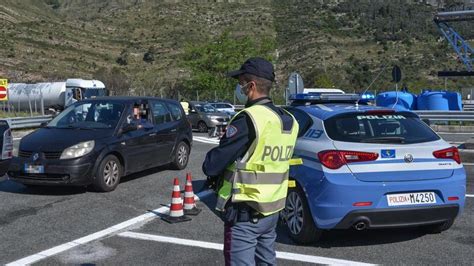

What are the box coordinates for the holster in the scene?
[222,203,260,225]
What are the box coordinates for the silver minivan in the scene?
[187,101,231,132]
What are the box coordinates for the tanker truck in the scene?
[6,79,107,114]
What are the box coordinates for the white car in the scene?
[209,102,235,115]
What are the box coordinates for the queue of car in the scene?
[186,101,232,133]
[0,92,466,244]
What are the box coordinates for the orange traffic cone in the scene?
[162,177,191,223]
[183,173,201,216]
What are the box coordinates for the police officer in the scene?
[202,57,300,265]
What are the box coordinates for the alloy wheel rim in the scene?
[286,191,304,235]
[177,145,188,166]
[199,123,207,132]
[104,160,119,186]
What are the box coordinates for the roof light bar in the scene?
[289,93,360,102]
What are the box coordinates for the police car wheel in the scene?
[92,155,122,192]
[283,186,323,244]
[170,141,189,170]
[421,219,454,234]
[198,121,208,133]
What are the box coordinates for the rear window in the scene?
[324,112,440,144]
[150,101,172,124]
[166,102,184,120]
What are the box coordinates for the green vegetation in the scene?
[0,0,472,103]
[181,32,275,101]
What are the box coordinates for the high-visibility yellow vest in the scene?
[180,101,189,115]
[216,104,301,216]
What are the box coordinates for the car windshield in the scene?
[48,101,124,129]
[324,112,440,144]
[83,88,107,98]
[195,104,216,113]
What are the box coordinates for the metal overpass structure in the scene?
[434,10,474,76]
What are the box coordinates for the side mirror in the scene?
[40,122,48,128]
[190,109,197,114]
[143,123,154,130]
[122,123,138,133]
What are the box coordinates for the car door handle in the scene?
[170,129,177,132]
[149,133,157,137]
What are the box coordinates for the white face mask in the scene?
[235,82,250,104]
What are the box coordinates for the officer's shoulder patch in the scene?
[226,125,238,138]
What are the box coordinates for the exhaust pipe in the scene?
[353,219,369,231]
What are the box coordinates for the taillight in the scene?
[433,146,461,164]
[353,201,373,207]
[2,128,13,160]
[318,150,379,169]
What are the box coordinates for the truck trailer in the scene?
[6,79,107,113]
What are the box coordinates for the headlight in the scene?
[60,140,95,159]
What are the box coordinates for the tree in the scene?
[143,46,157,64]
[182,31,276,101]
[314,74,335,88]
[93,67,130,96]
[116,49,129,66]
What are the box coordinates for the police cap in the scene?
[227,57,275,82]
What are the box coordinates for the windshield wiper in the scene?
[56,125,94,130]
[361,137,405,143]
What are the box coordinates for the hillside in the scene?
[0,0,472,102]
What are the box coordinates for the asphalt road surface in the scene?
[1,133,473,265]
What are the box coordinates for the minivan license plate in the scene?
[387,192,436,206]
[24,164,44,174]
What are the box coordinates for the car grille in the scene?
[216,117,230,122]
[10,172,69,181]
[44,152,62,160]
[18,150,32,158]
[18,150,62,160]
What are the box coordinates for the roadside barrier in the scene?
[183,173,202,215]
[162,178,191,223]
[4,116,53,129]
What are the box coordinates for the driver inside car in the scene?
[127,104,153,129]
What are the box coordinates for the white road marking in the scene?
[193,136,219,145]
[466,194,474,198]
[463,163,474,166]
[6,189,215,266]
[118,232,374,266]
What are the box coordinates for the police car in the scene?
[281,92,466,244]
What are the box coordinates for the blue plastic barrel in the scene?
[417,90,461,110]
[376,91,417,110]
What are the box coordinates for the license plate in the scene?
[24,164,44,174]
[387,192,436,206]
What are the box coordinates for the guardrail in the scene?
[236,105,474,122]
[414,111,474,122]
[4,116,53,129]
[4,110,474,130]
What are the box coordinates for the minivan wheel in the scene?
[198,121,208,133]
[93,155,122,192]
[170,141,190,170]
[281,186,323,244]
